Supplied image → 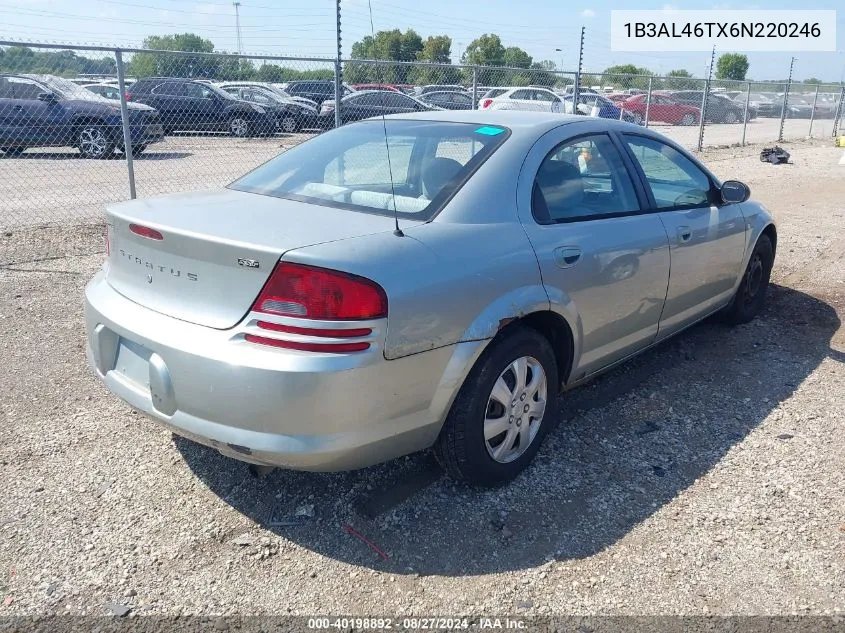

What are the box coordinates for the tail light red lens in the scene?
[244,334,369,353]
[256,321,372,338]
[124,92,132,101]
[252,262,387,321]
[129,224,163,240]
[481,99,493,109]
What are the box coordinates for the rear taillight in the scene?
[252,262,387,321]
[481,99,493,109]
[124,92,132,101]
[129,223,163,241]
[246,263,386,353]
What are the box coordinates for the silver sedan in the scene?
[85,111,776,485]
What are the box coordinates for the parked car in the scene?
[734,92,776,117]
[216,83,317,132]
[126,78,276,137]
[84,111,776,485]
[416,84,468,95]
[0,73,163,158]
[318,90,434,128]
[612,93,700,126]
[83,83,122,101]
[479,87,564,113]
[350,83,401,92]
[562,93,638,123]
[667,91,749,123]
[281,80,353,107]
[770,94,836,119]
[418,90,475,110]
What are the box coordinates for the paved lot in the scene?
[0,139,843,619]
[0,116,839,231]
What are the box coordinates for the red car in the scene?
[615,93,700,126]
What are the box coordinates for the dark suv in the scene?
[127,78,276,137]
[0,73,164,158]
[282,81,351,106]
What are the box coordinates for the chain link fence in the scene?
[1,40,844,257]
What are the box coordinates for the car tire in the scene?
[76,124,115,159]
[433,326,559,486]
[632,112,644,125]
[680,113,697,126]
[279,115,298,133]
[130,144,147,157]
[724,111,738,124]
[0,147,26,157]
[721,234,774,325]
[228,116,251,138]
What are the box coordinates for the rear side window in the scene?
[230,120,510,220]
[484,89,506,99]
[624,135,713,209]
[152,82,185,96]
[532,134,640,224]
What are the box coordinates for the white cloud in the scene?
[580,8,596,19]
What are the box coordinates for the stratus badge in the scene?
[237,258,260,269]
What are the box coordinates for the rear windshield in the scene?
[229,120,510,220]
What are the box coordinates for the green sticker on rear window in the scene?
[475,126,504,136]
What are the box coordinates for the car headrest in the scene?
[421,157,464,199]
[535,159,584,219]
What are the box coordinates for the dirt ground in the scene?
[0,139,843,619]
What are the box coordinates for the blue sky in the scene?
[1,0,843,81]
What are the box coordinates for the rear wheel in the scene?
[724,110,739,124]
[228,116,251,138]
[722,234,774,325]
[680,113,697,126]
[77,124,114,159]
[632,112,644,126]
[434,327,559,486]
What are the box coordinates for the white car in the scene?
[479,87,564,113]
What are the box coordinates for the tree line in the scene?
[2,34,841,87]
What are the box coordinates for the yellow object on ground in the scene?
[836,136,845,147]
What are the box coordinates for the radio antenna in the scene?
[366,0,403,237]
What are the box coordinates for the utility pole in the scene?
[233,2,243,55]
[778,56,797,142]
[697,45,715,151]
[334,0,342,129]
[572,26,585,107]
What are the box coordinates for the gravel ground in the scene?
[0,140,843,620]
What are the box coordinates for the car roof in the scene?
[381,109,597,135]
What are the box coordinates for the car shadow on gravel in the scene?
[5,151,193,160]
[176,283,842,576]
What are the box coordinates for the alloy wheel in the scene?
[484,356,547,463]
[229,117,249,137]
[280,116,297,133]
[79,127,108,158]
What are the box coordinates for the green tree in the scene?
[600,64,653,91]
[462,33,505,66]
[715,53,749,80]
[663,68,699,90]
[348,29,424,83]
[0,46,115,76]
[417,35,452,64]
[129,33,218,78]
[503,46,532,69]
[803,77,822,84]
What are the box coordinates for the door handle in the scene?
[553,246,582,269]
[12,105,23,111]
[677,226,692,243]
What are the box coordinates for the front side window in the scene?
[230,120,510,220]
[153,82,185,96]
[532,134,640,224]
[186,83,214,99]
[624,135,713,209]
[510,90,532,100]
[0,76,47,99]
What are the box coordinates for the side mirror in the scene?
[721,180,750,204]
[38,92,57,103]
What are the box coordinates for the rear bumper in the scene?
[84,268,466,471]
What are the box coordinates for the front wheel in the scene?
[632,112,644,126]
[724,111,739,124]
[721,234,774,325]
[434,327,559,486]
[228,116,251,138]
[77,124,114,159]
[279,115,298,133]
[679,113,697,126]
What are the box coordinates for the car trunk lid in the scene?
[105,188,403,329]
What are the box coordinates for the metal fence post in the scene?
[333,60,342,128]
[741,81,751,146]
[644,76,653,127]
[115,50,136,200]
[696,79,710,152]
[834,86,845,137]
[472,66,478,110]
[572,68,581,109]
[808,84,820,137]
